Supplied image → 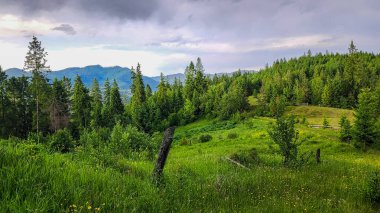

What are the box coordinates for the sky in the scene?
[0,0,379,76]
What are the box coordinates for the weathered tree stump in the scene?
[316,148,321,163]
[152,126,176,184]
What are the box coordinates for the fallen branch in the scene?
[225,157,250,170]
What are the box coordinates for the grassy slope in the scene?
[285,105,355,127]
[0,106,379,212]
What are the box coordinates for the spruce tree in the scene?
[24,36,51,138]
[0,66,9,137]
[193,57,207,115]
[156,73,170,119]
[145,84,152,98]
[339,115,352,142]
[171,78,184,111]
[50,79,70,132]
[110,80,124,120]
[183,62,195,100]
[130,64,147,130]
[90,78,103,128]
[71,75,91,129]
[353,88,377,150]
[102,79,112,127]
[131,64,146,103]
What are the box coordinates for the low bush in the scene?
[180,138,192,146]
[109,122,157,159]
[199,134,212,143]
[366,171,380,205]
[50,129,74,153]
[227,133,238,139]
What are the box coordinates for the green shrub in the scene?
[227,133,238,139]
[50,129,74,153]
[27,132,47,144]
[323,118,329,128]
[268,116,299,166]
[199,134,212,143]
[180,138,192,146]
[366,171,380,205]
[109,122,156,158]
[79,128,104,149]
[300,116,307,125]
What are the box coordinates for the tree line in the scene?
[0,37,379,150]
[0,36,252,139]
[254,41,380,115]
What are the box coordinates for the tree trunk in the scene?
[36,93,39,143]
[152,126,176,184]
[316,148,321,163]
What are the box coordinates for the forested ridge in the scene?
[255,42,380,109]
[1,38,380,142]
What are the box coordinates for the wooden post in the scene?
[316,148,321,163]
[152,126,176,184]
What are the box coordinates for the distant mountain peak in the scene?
[4,66,159,93]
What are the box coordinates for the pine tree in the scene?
[110,80,124,121]
[184,62,195,100]
[339,115,352,142]
[348,40,358,54]
[50,79,70,132]
[156,73,170,119]
[24,36,51,138]
[102,79,112,127]
[145,84,152,98]
[0,66,9,137]
[130,64,147,130]
[6,77,33,137]
[171,78,184,111]
[353,88,377,150]
[90,78,103,128]
[343,41,360,107]
[218,80,248,119]
[321,84,331,106]
[193,57,208,115]
[71,75,91,129]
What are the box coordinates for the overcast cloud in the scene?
[0,0,379,75]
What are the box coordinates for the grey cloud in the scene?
[0,0,159,20]
[52,24,76,35]
[74,0,159,20]
[1,0,380,74]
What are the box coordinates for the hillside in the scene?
[285,105,355,127]
[0,106,379,212]
[4,65,159,91]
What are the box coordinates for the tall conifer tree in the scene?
[71,75,91,129]
[24,36,51,138]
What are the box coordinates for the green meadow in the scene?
[0,106,379,212]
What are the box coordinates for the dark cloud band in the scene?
[0,0,158,20]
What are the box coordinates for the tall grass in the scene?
[0,108,379,212]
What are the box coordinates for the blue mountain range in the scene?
[4,65,255,94]
[4,65,159,93]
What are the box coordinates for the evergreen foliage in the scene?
[353,88,378,150]
[339,115,352,142]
